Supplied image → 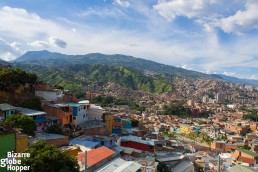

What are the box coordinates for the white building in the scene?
[87,104,103,120]
[227,104,236,109]
[67,103,89,126]
[35,89,64,101]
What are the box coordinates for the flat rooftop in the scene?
[95,158,142,172]
[36,133,67,140]
[0,103,16,111]
[121,135,157,146]
[16,107,46,116]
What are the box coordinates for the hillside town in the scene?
[1,68,258,172]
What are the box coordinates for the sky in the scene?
[0,0,258,79]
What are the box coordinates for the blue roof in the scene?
[48,103,84,108]
[66,103,84,107]
[69,139,99,148]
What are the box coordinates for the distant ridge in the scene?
[15,50,70,62]
[216,74,258,86]
[14,50,221,79]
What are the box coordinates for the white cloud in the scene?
[114,0,130,8]
[223,72,237,76]
[0,38,23,61]
[153,0,218,21]
[216,1,258,33]
[77,7,124,18]
[48,37,67,48]
[27,40,49,48]
[0,5,258,79]
[181,64,192,70]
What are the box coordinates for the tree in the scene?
[241,145,251,150]
[244,109,258,121]
[0,68,37,92]
[46,124,64,135]
[131,118,139,127]
[3,114,36,136]
[20,141,79,172]
[157,162,170,172]
[21,97,42,110]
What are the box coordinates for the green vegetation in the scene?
[216,135,228,141]
[241,144,251,150]
[244,109,258,121]
[17,64,173,94]
[131,119,139,128]
[162,100,210,118]
[199,133,214,146]
[46,124,64,135]
[21,97,42,110]
[16,50,219,80]
[0,68,37,92]
[21,141,79,172]
[157,162,170,172]
[91,95,130,106]
[199,120,207,124]
[182,132,214,146]
[162,100,191,118]
[91,95,146,111]
[3,114,36,136]
[184,132,199,141]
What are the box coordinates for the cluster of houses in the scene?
[1,83,258,171]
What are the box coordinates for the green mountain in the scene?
[15,63,174,94]
[14,50,221,79]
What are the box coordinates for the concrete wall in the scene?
[45,137,69,147]
[88,105,103,120]
[35,90,63,101]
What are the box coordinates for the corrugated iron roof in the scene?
[70,139,99,148]
[0,103,16,111]
[77,146,115,167]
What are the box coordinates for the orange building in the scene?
[77,146,115,172]
[225,124,249,135]
[43,104,72,126]
[211,141,226,152]
[231,148,258,166]
[250,122,258,132]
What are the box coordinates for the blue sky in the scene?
[0,0,258,79]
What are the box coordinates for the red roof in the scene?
[237,156,255,164]
[77,146,115,167]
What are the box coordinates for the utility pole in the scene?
[217,154,220,172]
[84,150,87,172]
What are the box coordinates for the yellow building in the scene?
[105,114,114,133]
[16,133,29,153]
[60,146,79,157]
[179,124,192,134]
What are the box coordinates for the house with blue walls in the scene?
[16,107,47,132]
[66,103,88,126]
[92,135,117,148]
